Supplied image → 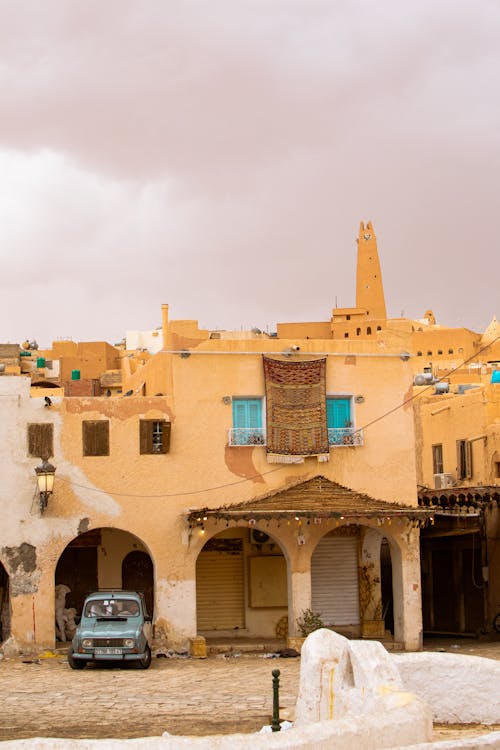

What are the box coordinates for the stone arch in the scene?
[54,526,154,642]
[122,551,154,617]
[311,524,363,637]
[309,521,406,643]
[0,561,10,643]
[194,523,290,640]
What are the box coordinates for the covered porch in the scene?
[188,476,432,651]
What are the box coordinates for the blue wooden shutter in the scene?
[233,399,262,428]
[326,398,351,428]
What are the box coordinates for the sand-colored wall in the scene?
[0,322,422,650]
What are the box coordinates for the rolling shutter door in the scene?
[311,536,360,626]
[196,551,245,630]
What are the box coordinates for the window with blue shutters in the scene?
[326,397,355,446]
[231,399,265,446]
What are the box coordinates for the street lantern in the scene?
[34,459,56,513]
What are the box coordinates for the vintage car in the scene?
[68,590,152,669]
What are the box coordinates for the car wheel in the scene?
[137,645,151,669]
[68,648,86,670]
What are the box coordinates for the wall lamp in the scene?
[34,459,56,513]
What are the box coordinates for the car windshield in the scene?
[84,598,140,618]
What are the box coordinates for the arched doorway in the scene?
[196,526,288,639]
[55,527,154,641]
[380,537,394,635]
[311,526,361,636]
[311,525,396,641]
[122,551,154,616]
[0,563,10,643]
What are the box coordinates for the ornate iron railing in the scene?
[328,428,364,446]
[228,428,267,446]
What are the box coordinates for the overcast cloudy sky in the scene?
[0,1,499,346]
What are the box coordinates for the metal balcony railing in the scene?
[228,428,267,446]
[328,427,363,446]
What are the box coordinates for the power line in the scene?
[54,333,500,499]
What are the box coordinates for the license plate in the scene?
[94,648,122,655]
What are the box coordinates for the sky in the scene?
[0,0,499,347]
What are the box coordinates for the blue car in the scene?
[68,590,152,670]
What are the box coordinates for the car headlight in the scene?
[82,639,92,648]
[124,638,135,648]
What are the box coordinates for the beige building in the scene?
[0,224,432,652]
[415,380,500,635]
[2,220,497,656]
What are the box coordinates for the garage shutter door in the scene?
[311,536,360,626]
[196,551,245,630]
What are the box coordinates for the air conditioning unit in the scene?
[433,473,454,490]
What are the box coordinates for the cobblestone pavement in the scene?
[0,654,301,740]
[0,638,498,741]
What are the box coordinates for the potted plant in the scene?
[287,609,325,652]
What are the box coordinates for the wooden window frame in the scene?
[82,420,110,457]
[456,439,473,480]
[27,423,54,459]
[139,419,171,454]
[432,444,443,475]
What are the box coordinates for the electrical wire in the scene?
[52,332,500,499]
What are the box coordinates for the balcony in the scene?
[328,427,363,447]
[228,428,266,447]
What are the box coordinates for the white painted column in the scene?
[287,548,312,637]
[391,526,423,651]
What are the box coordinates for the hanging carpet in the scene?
[263,356,329,462]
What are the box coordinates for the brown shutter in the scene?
[83,421,109,456]
[456,440,464,480]
[160,421,171,453]
[465,440,473,479]
[28,423,54,459]
[139,420,153,454]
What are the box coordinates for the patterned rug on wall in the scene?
[263,356,329,463]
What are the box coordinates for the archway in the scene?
[0,562,10,643]
[195,526,288,640]
[122,551,154,616]
[380,537,394,635]
[311,526,361,637]
[55,527,154,641]
[311,525,397,641]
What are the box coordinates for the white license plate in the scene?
[94,648,122,655]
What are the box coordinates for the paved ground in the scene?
[0,637,498,741]
[0,653,300,740]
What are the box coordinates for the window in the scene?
[456,439,473,480]
[356,328,361,336]
[495,462,500,479]
[140,420,170,454]
[231,398,264,445]
[367,327,372,335]
[327,397,356,445]
[432,444,443,475]
[417,351,423,356]
[344,332,349,338]
[82,421,109,456]
[28,423,53,459]
[448,349,454,355]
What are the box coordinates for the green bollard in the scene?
[271,668,281,732]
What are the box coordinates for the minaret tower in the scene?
[355,221,387,320]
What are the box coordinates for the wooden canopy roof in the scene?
[187,475,432,526]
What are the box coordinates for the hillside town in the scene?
[0,221,498,660]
